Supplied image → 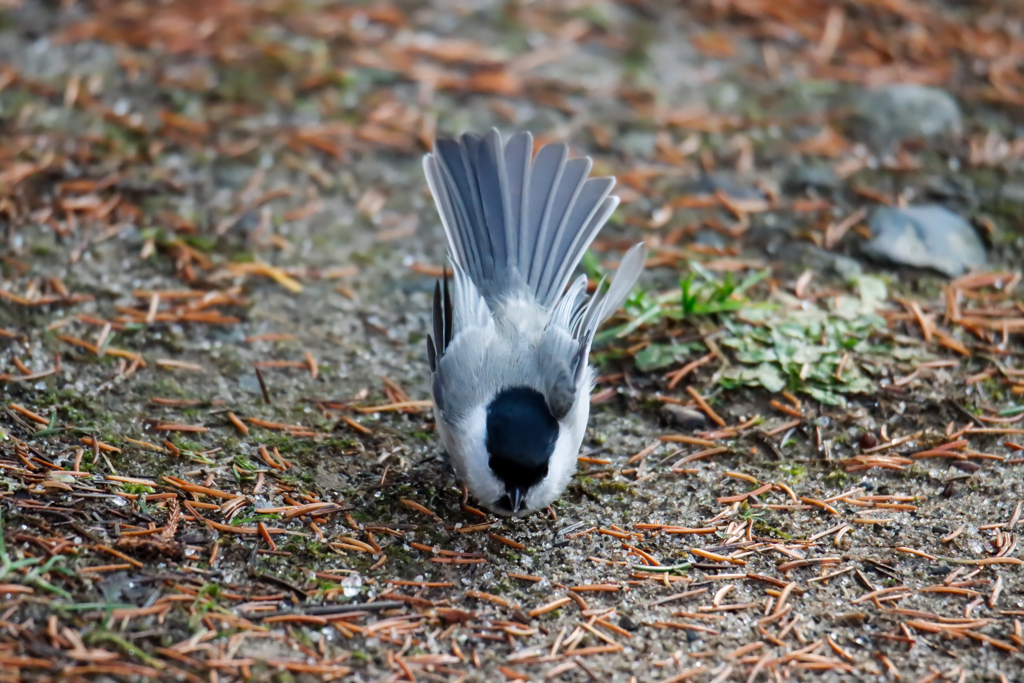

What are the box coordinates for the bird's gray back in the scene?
[434,319,576,426]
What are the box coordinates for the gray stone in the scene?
[619,615,641,632]
[710,81,742,110]
[921,175,975,202]
[660,404,706,431]
[784,164,840,192]
[687,172,764,201]
[4,35,117,82]
[693,228,728,250]
[776,242,864,280]
[618,130,658,159]
[1000,183,1024,204]
[862,205,986,277]
[854,84,962,148]
[239,374,263,394]
[98,571,155,604]
[214,163,259,190]
[646,31,702,105]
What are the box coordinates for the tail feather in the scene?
[574,242,648,346]
[474,135,508,277]
[425,129,619,311]
[531,157,589,303]
[557,242,647,390]
[424,147,481,280]
[547,190,618,308]
[594,242,647,325]
[522,142,568,300]
[503,132,531,267]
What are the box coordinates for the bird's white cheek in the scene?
[442,405,504,507]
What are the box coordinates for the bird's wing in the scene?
[541,242,647,417]
[427,259,494,415]
[574,243,647,342]
[572,242,647,357]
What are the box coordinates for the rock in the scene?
[619,615,640,632]
[861,205,986,277]
[832,612,868,626]
[238,374,263,394]
[687,172,764,201]
[660,404,706,431]
[2,0,56,39]
[921,175,975,203]
[926,565,953,576]
[1000,183,1024,204]
[647,32,701,104]
[710,81,741,110]
[772,241,864,280]
[618,130,658,159]
[4,35,117,81]
[784,164,839,193]
[214,162,259,190]
[693,228,728,250]
[98,571,157,604]
[210,325,247,345]
[853,84,961,148]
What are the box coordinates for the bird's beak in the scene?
[508,487,525,513]
[496,487,529,515]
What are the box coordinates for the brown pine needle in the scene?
[665,352,715,390]
[227,412,249,434]
[685,386,726,427]
[400,499,443,521]
[339,415,372,434]
[466,590,514,608]
[488,532,525,550]
[9,403,49,425]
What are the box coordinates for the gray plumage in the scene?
[424,130,621,312]
[422,128,646,515]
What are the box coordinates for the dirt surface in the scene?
[2,1,1024,681]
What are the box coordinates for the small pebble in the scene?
[660,404,707,431]
[832,612,867,626]
[859,433,877,450]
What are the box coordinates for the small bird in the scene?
[423,129,646,517]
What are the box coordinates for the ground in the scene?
[2,1,1024,682]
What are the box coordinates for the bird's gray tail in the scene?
[423,129,620,311]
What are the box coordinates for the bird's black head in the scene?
[486,387,558,513]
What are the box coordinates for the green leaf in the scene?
[805,385,846,406]
[721,362,786,393]
[634,342,705,373]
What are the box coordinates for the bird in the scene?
[422,128,646,517]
